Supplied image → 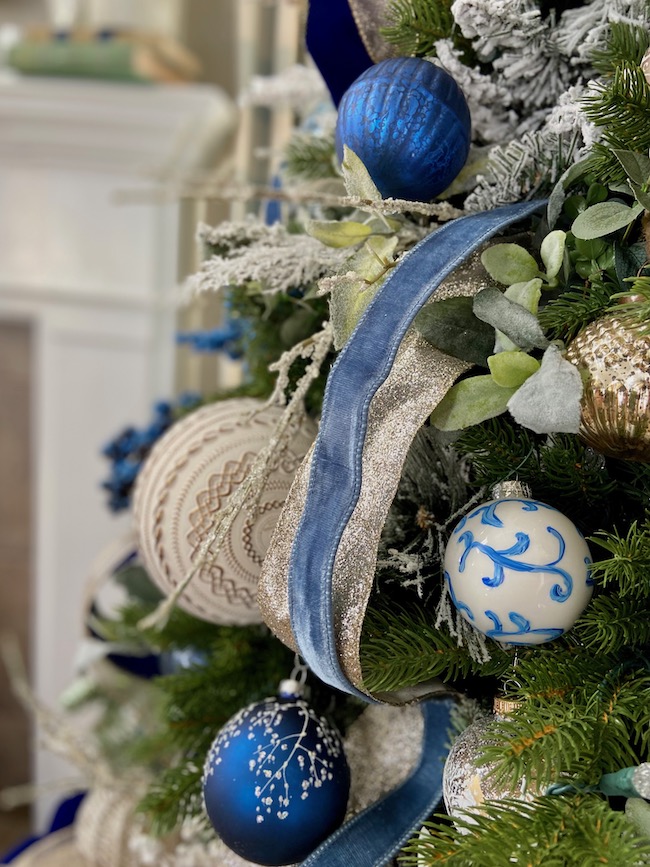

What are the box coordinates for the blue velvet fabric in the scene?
[305,0,374,105]
[1,792,85,863]
[302,698,454,866]
[287,201,546,703]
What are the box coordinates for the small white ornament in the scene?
[443,496,593,645]
[133,398,316,625]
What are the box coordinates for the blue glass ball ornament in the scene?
[444,497,593,645]
[202,680,350,865]
[335,57,471,202]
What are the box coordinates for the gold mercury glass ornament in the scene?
[564,305,650,462]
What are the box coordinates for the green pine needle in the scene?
[284,132,338,182]
[590,21,650,76]
[583,62,650,185]
[360,600,510,694]
[589,518,650,598]
[381,0,455,57]
[538,276,619,343]
[576,594,650,655]
[404,795,650,866]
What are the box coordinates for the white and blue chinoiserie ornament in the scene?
[443,482,593,645]
[335,56,471,202]
[202,679,350,866]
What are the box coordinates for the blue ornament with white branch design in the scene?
[202,679,350,866]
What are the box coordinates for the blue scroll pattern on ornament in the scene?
[444,572,567,643]
[453,499,574,602]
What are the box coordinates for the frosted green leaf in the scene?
[480,243,539,286]
[494,278,544,352]
[474,286,549,352]
[612,149,650,186]
[430,375,516,431]
[572,201,644,240]
[540,230,566,280]
[488,351,540,388]
[629,181,650,211]
[505,278,543,313]
[341,145,383,201]
[507,345,583,434]
[306,219,372,248]
[414,296,495,366]
[329,235,398,349]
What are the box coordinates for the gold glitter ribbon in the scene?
[259,333,468,700]
[347,0,397,62]
[259,254,487,701]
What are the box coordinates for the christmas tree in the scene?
[8,1,650,865]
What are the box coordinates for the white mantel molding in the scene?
[0,74,237,829]
[0,72,237,175]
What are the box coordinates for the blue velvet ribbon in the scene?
[287,200,546,703]
[287,201,545,865]
[303,697,455,866]
[305,0,373,105]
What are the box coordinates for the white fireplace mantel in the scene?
[0,73,236,826]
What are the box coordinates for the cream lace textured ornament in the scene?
[133,398,317,625]
[75,787,144,867]
[11,830,88,867]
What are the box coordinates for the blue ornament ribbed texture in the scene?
[202,694,350,866]
[335,57,471,201]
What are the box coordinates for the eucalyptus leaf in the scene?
[480,243,539,285]
[341,145,383,201]
[430,375,516,431]
[494,278,543,352]
[629,180,650,211]
[572,201,644,240]
[615,241,648,283]
[474,286,549,352]
[488,351,540,388]
[414,296,495,366]
[506,344,583,434]
[307,219,372,248]
[547,158,591,228]
[612,149,650,186]
[540,230,566,280]
[504,278,543,313]
[329,235,398,349]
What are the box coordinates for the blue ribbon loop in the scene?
[287,201,546,866]
[302,698,456,867]
[287,200,546,702]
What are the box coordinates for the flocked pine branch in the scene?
[186,222,348,296]
[284,132,339,182]
[583,62,650,183]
